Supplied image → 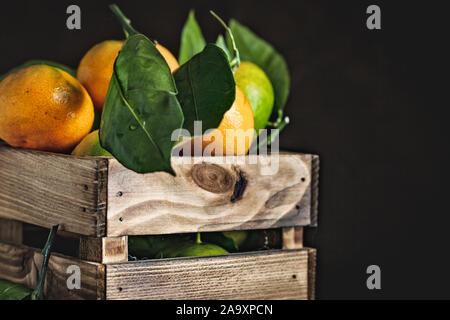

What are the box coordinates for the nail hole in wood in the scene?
[119,217,123,222]
[83,185,89,191]
[292,274,297,279]
[116,191,123,197]
[301,177,306,182]
[295,205,300,210]
[118,287,123,292]
[82,207,86,212]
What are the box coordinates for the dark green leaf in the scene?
[179,10,206,65]
[228,19,290,113]
[174,44,235,135]
[215,34,232,61]
[0,279,31,300]
[100,34,184,174]
[0,60,76,82]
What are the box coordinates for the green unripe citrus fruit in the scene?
[71,130,112,156]
[223,230,247,248]
[234,61,275,132]
[128,234,192,259]
[165,241,229,258]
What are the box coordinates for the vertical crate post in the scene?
[0,217,22,244]
[282,227,303,249]
[79,236,128,264]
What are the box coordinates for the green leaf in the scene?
[174,44,235,135]
[100,34,184,174]
[215,34,232,61]
[179,10,206,66]
[0,279,31,300]
[228,19,290,113]
[0,60,76,82]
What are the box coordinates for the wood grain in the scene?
[107,154,314,236]
[307,248,317,300]
[0,144,318,236]
[310,155,320,226]
[106,249,310,300]
[0,240,104,300]
[0,217,22,244]
[282,227,303,249]
[80,236,128,264]
[0,145,107,236]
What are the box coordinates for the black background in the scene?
[1,0,448,299]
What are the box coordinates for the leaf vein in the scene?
[112,72,166,162]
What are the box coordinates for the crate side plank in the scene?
[307,248,317,300]
[0,145,107,236]
[0,240,104,300]
[310,155,320,226]
[107,154,312,236]
[106,249,309,300]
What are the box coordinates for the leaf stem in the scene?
[268,116,290,146]
[267,109,286,128]
[110,4,139,38]
[276,109,284,124]
[210,11,240,70]
[31,225,59,300]
[250,116,290,153]
[196,232,202,244]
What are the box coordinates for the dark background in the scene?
[1,0,448,299]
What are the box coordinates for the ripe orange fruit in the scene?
[0,65,94,153]
[77,40,180,111]
[188,86,254,155]
[77,40,123,111]
[155,43,180,73]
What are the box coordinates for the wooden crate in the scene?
[0,143,319,300]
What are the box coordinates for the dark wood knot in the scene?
[191,163,235,194]
[230,169,247,203]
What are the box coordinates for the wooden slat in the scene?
[310,155,320,226]
[107,154,314,236]
[79,236,128,264]
[282,227,303,249]
[0,217,22,244]
[307,248,317,300]
[0,240,105,300]
[106,249,309,300]
[0,145,107,236]
[0,144,318,236]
